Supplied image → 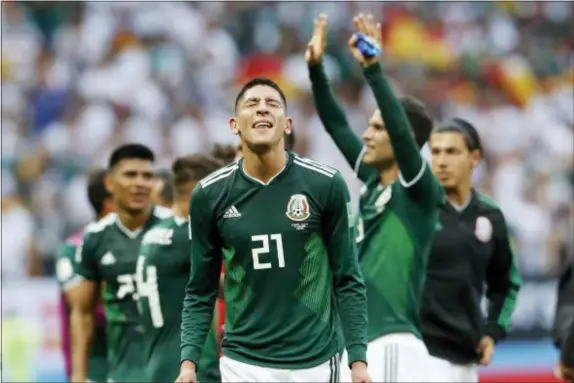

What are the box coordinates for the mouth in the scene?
[436,172,450,181]
[252,121,273,130]
[131,190,149,203]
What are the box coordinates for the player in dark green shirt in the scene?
[70,144,171,383]
[56,168,112,382]
[137,154,223,383]
[178,78,369,383]
[307,14,443,382]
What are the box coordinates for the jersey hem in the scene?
[222,349,337,370]
[367,325,422,343]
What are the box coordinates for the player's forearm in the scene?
[363,63,423,180]
[333,258,368,365]
[335,277,368,365]
[180,282,218,365]
[486,242,521,342]
[69,307,94,380]
[309,61,364,168]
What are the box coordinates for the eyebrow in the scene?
[243,96,282,105]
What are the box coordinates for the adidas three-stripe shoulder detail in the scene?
[200,163,239,188]
[293,156,337,178]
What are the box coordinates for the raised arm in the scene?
[349,14,441,209]
[69,235,101,383]
[179,185,222,381]
[307,14,376,182]
[322,172,368,369]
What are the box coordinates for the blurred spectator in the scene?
[1,1,572,278]
[1,171,43,281]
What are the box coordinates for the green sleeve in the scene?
[74,232,101,282]
[309,61,377,182]
[322,172,368,367]
[56,243,83,291]
[363,63,441,209]
[484,211,522,342]
[180,184,222,367]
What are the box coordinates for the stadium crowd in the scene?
[2,1,573,283]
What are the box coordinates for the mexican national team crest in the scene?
[286,194,311,222]
[475,216,493,243]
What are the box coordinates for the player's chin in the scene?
[126,199,150,212]
[362,152,377,165]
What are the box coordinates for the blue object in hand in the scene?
[353,33,382,58]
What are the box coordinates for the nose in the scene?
[434,153,448,168]
[362,127,372,141]
[135,174,150,188]
[256,102,270,116]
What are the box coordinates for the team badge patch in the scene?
[286,194,311,222]
[475,216,493,243]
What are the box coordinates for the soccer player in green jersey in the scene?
[70,144,171,383]
[136,154,223,383]
[307,14,443,382]
[56,168,113,382]
[178,78,370,383]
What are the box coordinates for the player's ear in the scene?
[470,149,481,168]
[104,173,114,194]
[284,118,293,136]
[229,117,239,136]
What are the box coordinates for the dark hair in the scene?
[108,143,155,169]
[234,78,287,113]
[211,143,238,165]
[87,168,111,216]
[433,117,483,153]
[155,169,174,205]
[399,96,434,149]
[172,154,224,195]
[285,130,296,151]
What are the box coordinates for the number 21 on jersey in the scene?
[251,234,285,270]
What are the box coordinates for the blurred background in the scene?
[1,1,572,382]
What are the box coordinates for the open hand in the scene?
[305,13,328,65]
[348,13,382,67]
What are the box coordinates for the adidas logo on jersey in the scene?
[101,252,116,265]
[223,206,241,219]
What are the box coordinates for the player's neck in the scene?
[117,207,151,232]
[171,200,188,219]
[242,147,287,184]
[378,164,399,187]
[446,184,472,208]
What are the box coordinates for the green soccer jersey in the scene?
[137,217,220,383]
[75,207,171,382]
[181,153,367,370]
[309,61,444,341]
[56,234,108,382]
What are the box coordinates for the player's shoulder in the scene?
[292,154,340,181]
[474,192,508,225]
[85,212,117,235]
[475,192,504,214]
[142,217,178,246]
[152,205,173,220]
[197,161,240,192]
